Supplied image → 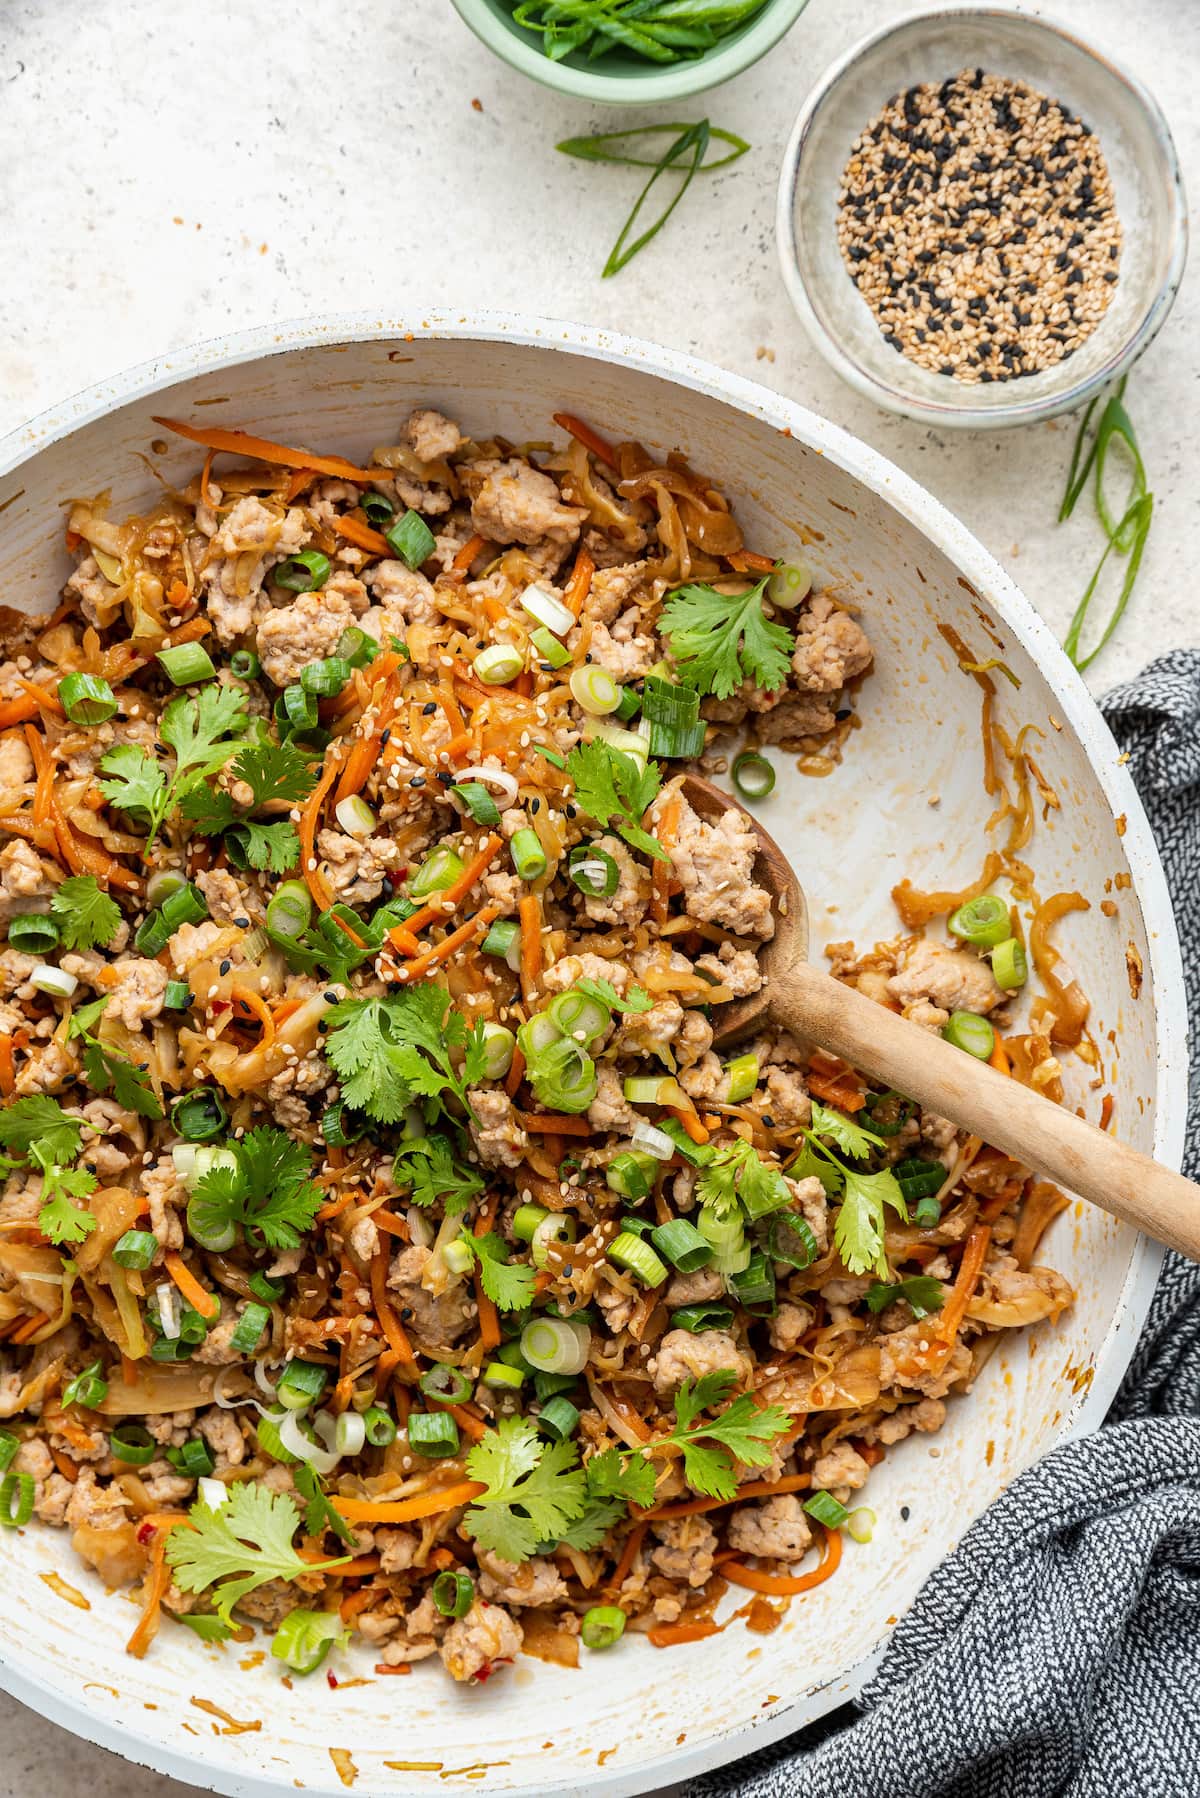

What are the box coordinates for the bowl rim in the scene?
[449,0,810,103]
[0,307,1181,1798]
[774,3,1190,428]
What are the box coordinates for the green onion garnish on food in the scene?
[0,1472,34,1528]
[282,683,318,731]
[536,1396,580,1442]
[669,1302,735,1334]
[361,490,396,527]
[7,913,59,955]
[419,1363,473,1406]
[580,1604,627,1651]
[474,644,524,685]
[408,1411,461,1458]
[385,509,437,570]
[723,1052,759,1103]
[524,1037,597,1114]
[62,1359,108,1408]
[166,1438,215,1478]
[569,664,621,717]
[410,846,466,898]
[947,893,1010,948]
[893,1158,945,1202]
[546,986,610,1044]
[642,676,705,758]
[266,880,313,940]
[230,1303,271,1354]
[607,1229,668,1287]
[157,643,216,686]
[276,1359,328,1411]
[300,657,351,698]
[432,1570,474,1618]
[941,1010,996,1060]
[990,937,1028,990]
[110,1423,157,1466]
[336,625,379,668]
[567,843,619,898]
[529,626,572,670]
[171,1087,228,1142]
[112,1230,158,1270]
[725,1247,775,1308]
[454,781,502,827]
[482,917,520,961]
[230,648,260,680]
[363,1406,397,1447]
[804,1490,850,1529]
[605,1150,658,1201]
[520,1316,590,1377]
[650,1218,713,1274]
[59,671,118,725]
[732,750,775,800]
[275,549,331,593]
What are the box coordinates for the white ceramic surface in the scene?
[776,6,1189,427]
[0,313,1184,1798]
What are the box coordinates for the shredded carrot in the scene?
[299,750,343,912]
[651,795,680,927]
[370,1240,415,1369]
[17,677,64,717]
[667,1105,709,1146]
[11,1311,50,1343]
[316,1190,357,1225]
[647,1619,724,1648]
[722,1525,842,1597]
[394,834,504,945]
[642,1474,812,1521]
[125,1527,172,1659]
[606,1522,646,1594]
[163,1252,220,1322]
[563,547,595,618]
[447,533,487,581]
[49,1447,79,1484]
[0,694,41,729]
[340,1588,378,1623]
[504,1045,526,1098]
[0,1035,13,1098]
[396,905,500,983]
[333,1483,485,1526]
[515,1111,592,1137]
[153,416,383,483]
[370,1208,411,1239]
[935,1224,992,1353]
[806,1055,867,1112]
[374,1662,412,1675]
[553,411,618,471]
[726,550,777,574]
[989,1033,1011,1076]
[519,894,543,999]
[334,731,382,804]
[332,513,390,556]
[231,984,275,1046]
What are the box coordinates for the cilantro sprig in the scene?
[563,741,667,863]
[575,976,652,1016]
[592,1370,793,1507]
[458,1232,538,1312]
[659,573,794,699]
[49,876,121,953]
[165,1482,349,1625]
[463,1416,589,1564]
[322,987,489,1125]
[187,1127,323,1252]
[68,997,162,1118]
[800,1102,907,1278]
[393,1135,484,1215]
[866,1275,945,1320]
[0,1096,96,1245]
[696,1137,793,1223]
[98,684,248,850]
[181,736,316,872]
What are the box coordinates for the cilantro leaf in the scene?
[235,819,301,873]
[555,1497,627,1550]
[834,1164,908,1279]
[49,876,122,953]
[659,575,794,700]
[664,1374,792,1501]
[463,1417,589,1564]
[695,1138,792,1223]
[563,741,667,864]
[294,1464,357,1547]
[575,977,652,1016]
[323,988,484,1125]
[97,744,167,820]
[586,1446,656,1511]
[37,1164,98,1245]
[866,1274,945,1320]
[179,786,236,835]
[232,739,318,808]
[188,1128,322,1252]
[165,1482,348,1625]
[461,1233,537,1311]
[100,685,249,851]
[0,1096,82,1164]
[393,1135,484,1215]
[809,1100,884,1161]
[176,1613,234,1642]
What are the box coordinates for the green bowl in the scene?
[451,0,811,104]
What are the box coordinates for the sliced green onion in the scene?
[536,1396,579,1442]
[185,1190,237,1253]
[530,626,571,669]
[157,643,216,686]
[518,1012,564,1059]
[726,1247,775,1308]
[161,882,207,930]
[482,917,520,961]
[419,1363,473,1405]
[513,1204,550,1244]
[300,657,351,697]
[282,684,318,731]
[271,1608,344,1676]
[361,491,396,527]
[862,1089,913,1138]
[622,1074,690,1110]
[642,676,705,758]
[651,1219,712,1274]
[546,988,610,1045]
[7,913,59,954]
[163,978,193,1011]
[30,964,78,999]
[59,671,118,725]
[947,894,1010,949]
[62,1359,108,1408]
[697,1203,749,1276]
[657,1118,716,1166]
[256,1410,299,1464]
[363,1405,397,1447]
[581,1605,626,1650]
[113,1230,158,1271]
[334,1410,366,1457]
[473,644,523,685]
[386,510,437,570]
[669,1303,734,1334]
[277,1359,329,1412]
[110,1423,156,1466]
[732,751,775,800]
[567,843,619,898]
[520,1315,590,1375]
[432,1570,474,1618]
[171,1087,227,1142]
[582,715,649,768]
[533,1370,578,1402]
[275,549,331,593]
[408,1411,460,1458]
[531,1212,576,1269]
[146,869,188,909]
[510,827,548,882]
[266,880,313,939]
[894,1158,946,1202]
[724,1052,759,1103]
[441,1238,474,1277]
[483,1361,525,1391]
[767,561,812,610]
[991,937,1028,990]
[0,1472,34,1527]
[230,649,260,680]
[605,1150,658,1201]
[334,794,376,838]
[480,1021,516,1081]
[569,664,621,716]
[231,1303,271,1355]
[613,685,641,723]
[0,1432,17,1474]
[166,1438,215,1478]
[525,1038,596,1114]
[607,1230,668,1287]
[248,1271,286,1304]
[410,846,466,898]
[336,625,379,668]
[767,1213,818,1270]
[845,1505,876,1544]
[913,1195,942,1227]
[942,1010,996,1060]
[454,781,502,827]
[519,582,574,637]
[493,1339,533,1372]
[804,1490,849,1529]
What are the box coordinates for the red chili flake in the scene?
[137,1520,157,1545]
[326,1669,339,1689]
[210,999,231,1015]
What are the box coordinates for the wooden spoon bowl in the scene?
[680,773,1200,1261]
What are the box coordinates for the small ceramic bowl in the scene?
[775,6,1188,427]
[452,0,810,104]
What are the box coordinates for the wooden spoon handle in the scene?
[772,959,1199,1260]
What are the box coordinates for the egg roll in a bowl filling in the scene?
[0,404,1075,1682]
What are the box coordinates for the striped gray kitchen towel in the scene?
[685,652,1200,1798]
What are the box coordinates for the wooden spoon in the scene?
[680,774,1199,1260]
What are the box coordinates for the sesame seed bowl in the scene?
[776,6,1188,428]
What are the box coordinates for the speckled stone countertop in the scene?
[0,0,1195,1793]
